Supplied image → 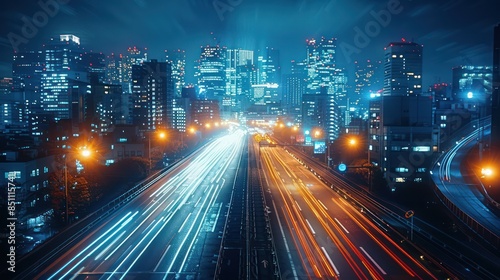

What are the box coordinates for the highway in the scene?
[432,125,500,237]
[258,142,437,279]
[35,130,246,279]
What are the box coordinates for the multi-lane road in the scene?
[11,127,498,279]
[258,143,437,279]
[34,130,246,279]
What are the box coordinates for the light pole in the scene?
[148,130,166,171]
[405,210,415,241]
[349,136,373,191]
[64,147,91,225]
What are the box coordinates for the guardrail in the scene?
[12,143,209,279]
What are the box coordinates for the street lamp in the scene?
[65,147,91,224]
[405,210,415,241]
[148,130,167,171]
[347,136,373,191]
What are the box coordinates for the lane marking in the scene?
[295,200,302,211]
[360,246,387,275]
[334,218,349,234]
[178,213,192,233]
[321,247,340,276]
[318,200,328,211]
[305,219,316,235]
[154,245,171,271]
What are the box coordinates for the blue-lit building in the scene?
[165,49,186,97]
[195,45,228,119]
[370,40,435,191]
[196,45,226,99]
[352,59,383,118]
[226,49,254,117]
[299,37,345,141]
[256,47,280,85]
[132,59,174,131]
[0,154,55,231]
[383,41,423,96]
[301,86,339,142]
[40,35,89,122]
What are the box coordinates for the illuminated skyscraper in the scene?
[226,49,254,115]
[353,59,383,117]
[195,45,226,99]
[301,37,346,141]
[12,50,43,128]
[383,40,423,96]
[122,46,148,93]
[256,47,280,85]
[132,59,174,130]
[195,45,229,119]
[165,49,186,97]
[40,34,88,122]
[370,40,434,191]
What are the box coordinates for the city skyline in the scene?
[0,0,498,88]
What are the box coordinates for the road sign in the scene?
[338,163,347,172]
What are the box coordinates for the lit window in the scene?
[396,167,409,173]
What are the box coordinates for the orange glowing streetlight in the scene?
[313,129,322,138]
[65,146,92,224]
[148,130,167,171]
[481,167,493,178]
[349,138,357,146]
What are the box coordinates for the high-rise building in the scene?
[256,47,280,85]
[370,40,434,191]
[191,99,220,126]
[237,61,257,111]
[300,37,346,141]
[492,24,500,155]
[226,49,254,116]
[283,72,306,109]
[105,53,124,86]
[383,40,423,96]
[302,86,339,142]
[0,78,24,130]
[132,59,174,130]
[165,49,186,97]
[40,34,89,122]
[121,46,148,93]
[87,82,124,133]
[369,94,434,190]
[353,59,383,117]
[195,45,226,99]
[84,52,106,83]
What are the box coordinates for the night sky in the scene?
[0,0,498,87]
